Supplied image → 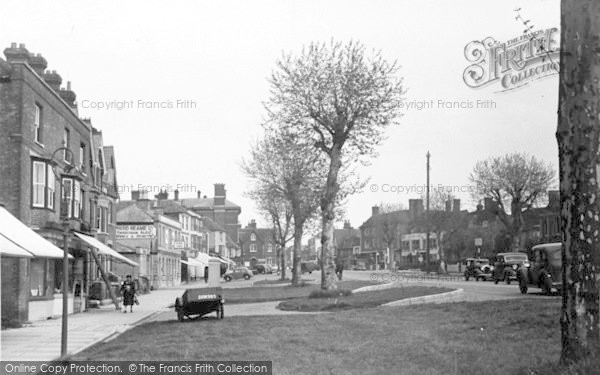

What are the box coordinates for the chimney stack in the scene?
[197,190,202,199]
[409,199,424,218]
[214,183,226,206]
[248,219,257,229]
[174,189,179,201]
[28,53,47,75]
[445,200,452,212]
[3,43,30,64]
[43,70,62,91]
[343,220,351,229]
[371,206,380,217]
[59,81,77,108]
[131,191,140,201]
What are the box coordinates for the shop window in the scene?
[30,259,48,297]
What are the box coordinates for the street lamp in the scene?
[49,147,76,358]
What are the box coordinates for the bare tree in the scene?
[557,0,600,364]
[242,130,325,286]
[265,40,405,289]
[469,153,555,250]
[371,203,406,271]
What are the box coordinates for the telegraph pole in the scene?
[425,151,431,273]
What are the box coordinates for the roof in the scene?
[226,234,239,249]
[181,197,241,210]
[201,216,226,232]
[116,204,154,223]
[239,227,274,243]
[359,210,412,229]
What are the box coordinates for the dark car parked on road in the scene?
[492,252,529,284]
[463,258,493,281]
[517,242,563,295]
[223,267,253,282]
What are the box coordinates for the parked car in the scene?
[463,258,493,281]
[255,264,272,274]
[223,267,253,282]
[517,242,562,295]
[352,263,367,271]
[270,264,279,274]
[492,252,530,284]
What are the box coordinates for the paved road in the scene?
[342,270,555,301]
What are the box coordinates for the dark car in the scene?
[463,258,492,281]
[255,264,272,274]
[517,242,562,295]
[223,267,253,282]
[492,252,529,284]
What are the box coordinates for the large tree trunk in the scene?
[321,145,343,290]
[558,0,600,364]
[510,200,523,251]
[291,223,303,286]
[279,245,286,280]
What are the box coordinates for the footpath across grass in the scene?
[222,280,376,304]
[72,297,585,374]
[278,286,449,311]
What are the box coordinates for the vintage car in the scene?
[175,287,224,321]
[223,267,253,281]
[463,258,493,281]
[517,242,563,295]
[492,252,530,284]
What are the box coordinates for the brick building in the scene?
[0,43,128,323]
[180,183,241,243]
[238,220,276,268]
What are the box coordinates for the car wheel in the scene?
[465,275,469,281]
[541,276,553,295]
[519,280,528,294]
[505,276,511,285]
[494,278,499,285]
[244,274,250,280]
[224,276,232,282]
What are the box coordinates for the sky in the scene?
[0,0,560,229]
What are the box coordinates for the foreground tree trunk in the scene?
[557,0,600,364]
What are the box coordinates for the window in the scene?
[62,178,81,218]
[63,128,71,163]
[79,143,85,171]
[250,233,256,241]
[250,244,257,252]
[47,168,55,210]
[30,259,48,297]
[267,244,273,252]
[32,161,46,207]
[97,206,107,233]
[411,239,420,250]
[34,104,43,144]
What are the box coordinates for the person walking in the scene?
[120,275,136,313]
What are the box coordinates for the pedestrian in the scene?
[120,275,136,313]
[204,266,209,284]
[335,261,344,281]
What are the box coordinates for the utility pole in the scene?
[425,151,431,273]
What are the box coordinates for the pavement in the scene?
[0,275,315,361]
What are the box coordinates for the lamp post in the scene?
[49,147,76,358]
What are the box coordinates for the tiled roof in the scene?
[181,197,241,209]
[116,204,154,223]
[201,217,226,232]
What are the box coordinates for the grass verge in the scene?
[278,286,449,311]
[223,280,376,304]
[72,297,580,374]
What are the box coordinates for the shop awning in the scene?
[187,258,206,267]
[0,206,69,259]
[0,233,34,258]
[74,232,139,267]
[217,256,236,265]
